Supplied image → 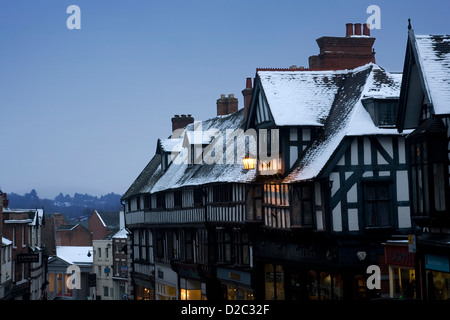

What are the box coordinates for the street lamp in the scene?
[242,155,256,170]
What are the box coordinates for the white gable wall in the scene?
[329,136,411,232]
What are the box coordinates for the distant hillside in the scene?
[6,189,123,220]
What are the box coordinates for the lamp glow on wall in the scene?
[242,155,256,170]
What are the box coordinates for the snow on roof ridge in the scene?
[284,64,403,183]
[95,210,107,227]
[257,62,376,74]
[257,65,376,127]
[413,34,450,115]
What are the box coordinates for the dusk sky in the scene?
[1,0,448,199]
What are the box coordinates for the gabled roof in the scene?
[150,109,256,193]
[112,228,130,239]
[252,62,402,129]
[398,27,450,132]
[414,34,450,115]
[157,137,183,154]
[284,63,404,183]
[255,69,346,127]
[125,109,256,197]
[95,211,120,230]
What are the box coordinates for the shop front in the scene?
[261,263,349,300]
[416,234,450,300]
[424,253,450,300]
[133,275,155,300]
[254,237,384,300]
[384,240,416,299]
[155,264,178,300]
[217,267,254,300]
[172,262,207,300]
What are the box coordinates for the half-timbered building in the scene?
[245,23,413,300]
[397,21,450,300]
[123,23,416,301]
[122,100,259,300]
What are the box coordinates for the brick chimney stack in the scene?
[217,94,238,116]
[171,114,194,132]
[242,77,253,120]
[308,23,375,71]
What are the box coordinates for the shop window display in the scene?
[306,270,343,300]
[226,285,254,300]
[264,264,285,300]
[136,285,154,300]
[180,288,201,300]
[353,275,367,299]
[427,271,450,300]
[391,268,416,299]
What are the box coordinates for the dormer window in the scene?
[188,144,205,167]
[362,98,398,127]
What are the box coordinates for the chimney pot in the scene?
[346,23,353,36]
[217,94,228,115]
[228,94,235,99]
[245,77,252,89]
[363,23,370,36]
[242,77,254,121]
[354,23,362,35]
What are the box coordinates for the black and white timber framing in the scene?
[122,61,417,300]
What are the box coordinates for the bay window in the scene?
[407,118,448,220]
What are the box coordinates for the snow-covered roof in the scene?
[159,136,183,153]
[2,237,12,246]
[285,63,405,183]
[3,208,44,226]
[414,34,450,115]
[149,109,256,193]
[112,228,130,239]
[55,246,93,265]
[257,69,346,126]
[125,63,405,194]
[150,109,255,192]
[3,219,33,224]
[123,110,256,198]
